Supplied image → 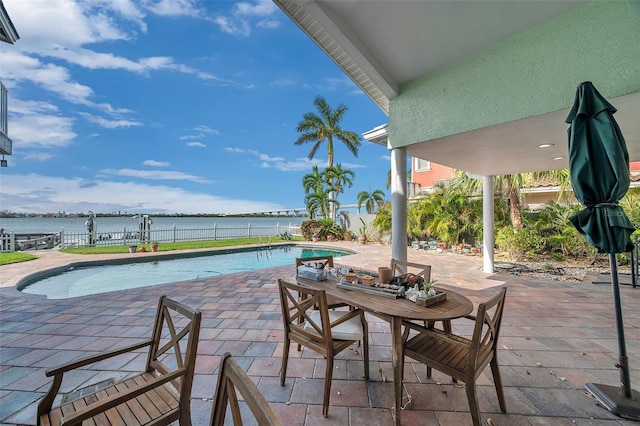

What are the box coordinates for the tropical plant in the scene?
[372,201,392,235]
[324,164,355,205]
[295,96,361,220]
[357,188,386,214]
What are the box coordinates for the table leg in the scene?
[391,317,402,426]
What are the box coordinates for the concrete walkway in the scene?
[1,242,639,425]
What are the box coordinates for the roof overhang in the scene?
[275,0,639,175]
[0,1,19,44]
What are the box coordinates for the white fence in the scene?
[1,223,301,251]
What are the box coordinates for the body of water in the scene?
[0,216,306,234]
[19,245,351,299]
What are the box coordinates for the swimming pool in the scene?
[19,245,354,300]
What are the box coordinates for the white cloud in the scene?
[0,173,282,214]
[9,99,77,149]
[142,0,201,18]
[186,142,207,148]
[224,147,323,171]
[143,160,170,167]
[100,168,212,184]
[80,113,143,129]
[212,0,279,36]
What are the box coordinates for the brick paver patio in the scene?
[1,243,639,425]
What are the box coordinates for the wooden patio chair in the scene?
[401,287,508,426]
[296,255,350,310]
[390,259,436,328]
[277,279,369,417]
[210,352,282,426]
[389,258,432,284]
[37,295,202,426]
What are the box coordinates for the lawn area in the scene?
[0,235,303,264]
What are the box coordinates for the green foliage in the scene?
[301,219,343,240]
[301,220,322,240]
[359,218,367,236]
[495,226,545,261]
[372,201,392,234]
[357,188,385,214]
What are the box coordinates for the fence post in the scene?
[10,231,15,252]
[247,223,251,238]
[213,223,217,241]
[173,224,177,243]
[123,226,127,243]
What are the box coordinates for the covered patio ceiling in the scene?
[274,0,639,176]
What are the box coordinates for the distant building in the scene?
[411,158,640,210]
[0,0,20,167]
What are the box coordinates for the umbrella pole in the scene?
[585,254,640,419]
[609,256,632,398]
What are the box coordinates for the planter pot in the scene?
[326,235,334,242]
[343,233,352,242]
[151,246,158,252]
[128,245,137,253]
[357,236,367,244]
[311,236,319,242]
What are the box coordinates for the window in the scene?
[415,158,431,171]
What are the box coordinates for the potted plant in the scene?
[311,233,320,242]
[128,245,137,253]
[357,218,367,244]
[151,241,159,252]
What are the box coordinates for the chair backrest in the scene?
[278,279,332,347]
[296,255,334,270]
[210,352,282,426]
[146,295,202,408]
[390,259,432,283]
[468,287,507,370]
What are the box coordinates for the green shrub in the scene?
[495,226,544,261]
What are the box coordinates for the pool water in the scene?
[20,246,352,300]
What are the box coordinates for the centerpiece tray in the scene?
[336,280,405,299]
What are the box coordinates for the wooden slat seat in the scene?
[37,296,201,426]
[402,287,508,426]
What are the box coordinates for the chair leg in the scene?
[465,381,482,426]
[323,357,334,417]
[490,356,506,413]
[280,338,290,386]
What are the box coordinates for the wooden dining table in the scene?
[296,273,473,425]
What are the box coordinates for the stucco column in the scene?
[391,147,407,262]
[483,175,495,273]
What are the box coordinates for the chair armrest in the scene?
[37,339,153,420]
[59,368,186,426]
[46,339,152,377]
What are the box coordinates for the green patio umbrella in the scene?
[567,81,638,419]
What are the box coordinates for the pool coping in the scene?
[3,242,358,290]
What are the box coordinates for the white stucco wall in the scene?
[388,1,640,147]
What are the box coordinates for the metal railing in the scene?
[0,223,302,252]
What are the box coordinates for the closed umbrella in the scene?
[567,81,639,419]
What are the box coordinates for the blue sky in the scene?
[0,0,389,215]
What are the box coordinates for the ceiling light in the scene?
[538,143,554,148]
[552,156,564,160]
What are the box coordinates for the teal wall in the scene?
[388,0,640,147]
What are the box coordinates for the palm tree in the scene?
[294,96,361,167]
[357,189,386,214]
[302,166,324,195]
[324,164,355,208]
[295,96,361,220]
